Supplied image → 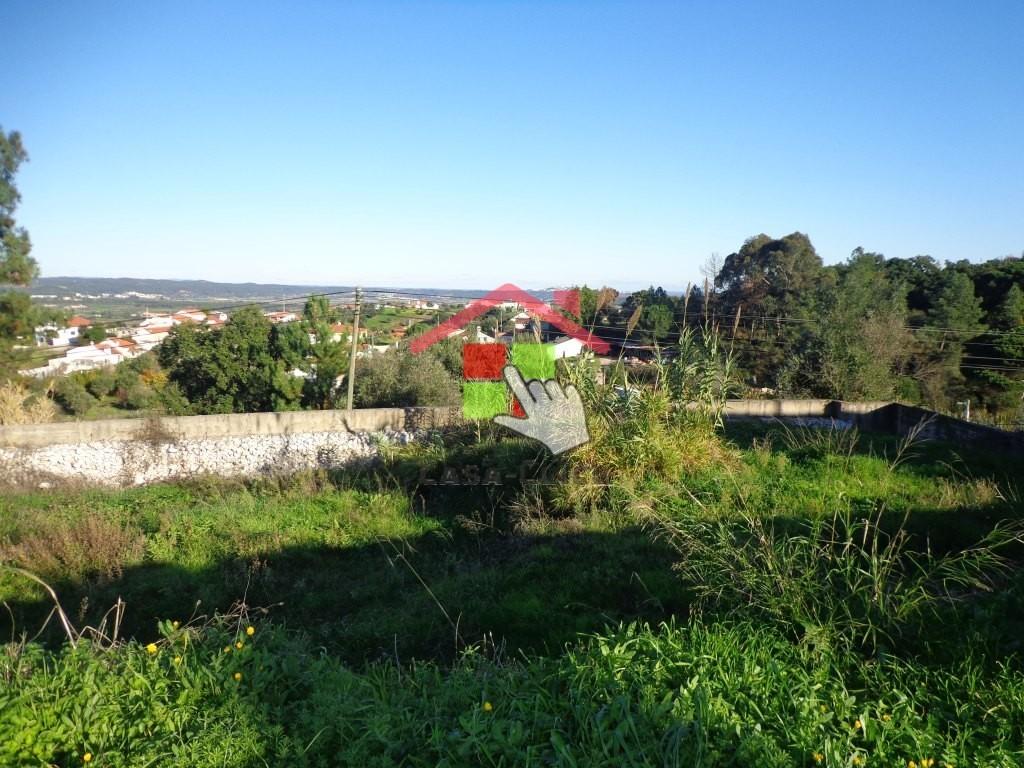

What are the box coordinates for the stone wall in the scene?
[1,400,1018,489]
[0,407,462,488]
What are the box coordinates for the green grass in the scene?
[0,475,681,664]
[2,420,1023,765]
[462,380,509,419]
[510,342,556,380]
[2,618,1022,767]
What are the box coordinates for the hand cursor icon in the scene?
[492,365,589,455]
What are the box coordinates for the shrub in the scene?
[85,369,116,399]
[1,514,145,584]
[653,508,1022,654]
[0,380,56,425]
[553,336,739,517]
[354,348,461,407]
[53,377,97,416]
[121,382,156,410]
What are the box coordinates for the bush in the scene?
[85,369,116,399]
[53,377,97,416]
[354,348,461,408]
[121,382,156,410]
[0,380,56,425]
[654,509,1022,654]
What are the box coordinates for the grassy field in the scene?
[2,414,1023,766]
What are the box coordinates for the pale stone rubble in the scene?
[0,430,418,488]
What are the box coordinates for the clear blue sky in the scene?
[3,1,1023,290]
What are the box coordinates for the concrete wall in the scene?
[0,407,462,449]
[0,407,462,488]
[1,400,1019,489]
[721,399,892,418]
[857,402,1024,452]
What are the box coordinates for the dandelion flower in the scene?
[813,753,824,764]
[909,762,917,768]
[233,672,242,681]
[173,656,182,665]
[83,754,92,763]
[246,626,255,636]
[235,641,244,650]
[146,643,158,655]
[482,701,493,712]
[854,719,862,730]
[224,646,232,653]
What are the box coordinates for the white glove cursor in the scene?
[493,365,589,455]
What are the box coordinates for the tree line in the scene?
[574,233,1024,420]
[2,127,1022,423]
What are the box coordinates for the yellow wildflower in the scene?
[909,762,917,768]
[83,754,92,764]
[233,672,242,681]
[172,620,179,630]
[853,757,864,766]
[854,719,862,730]
[813,753,824,764]
[173,656,182,665]
[246,626,255,636]
[883,714,892,722]
[145,643,158,655]
[235,641,244,650]
[223,645,232,653]
[482,701,493,712]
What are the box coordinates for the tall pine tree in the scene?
[0,128,40,378]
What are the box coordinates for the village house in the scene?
[171,308,207,324]
[34,315,91,347]
[264,310,298,324]
[20,337,139,378]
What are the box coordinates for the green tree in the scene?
[782,249,912,399]
[158,307,302,413]
[570,285,620,328]
[0,128,40,378]
[354,348,461,408]
[300,295,347,409]
[913,270,985,408]
[966,284,1024,418]
[642,304,673,342]
[715,233,827,386]
[81,324,107,344]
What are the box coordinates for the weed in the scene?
[652,505,1022,655]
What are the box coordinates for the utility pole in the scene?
[346,287,362,410]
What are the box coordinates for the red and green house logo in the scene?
[409,283,609,420]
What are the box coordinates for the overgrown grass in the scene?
[2,616,1022,767]
[3,350,1024,763]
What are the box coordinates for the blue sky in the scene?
[3,1,1023,290]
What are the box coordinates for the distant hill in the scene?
[29,276,498,303]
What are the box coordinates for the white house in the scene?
[172,308,207,324]
[552,336,586,358]
[34,315,91,347]
[20,338,139,378]
[264,311,298,324]
[511,311,532,331]
[140,315,180,329]
[131,328,171,352]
